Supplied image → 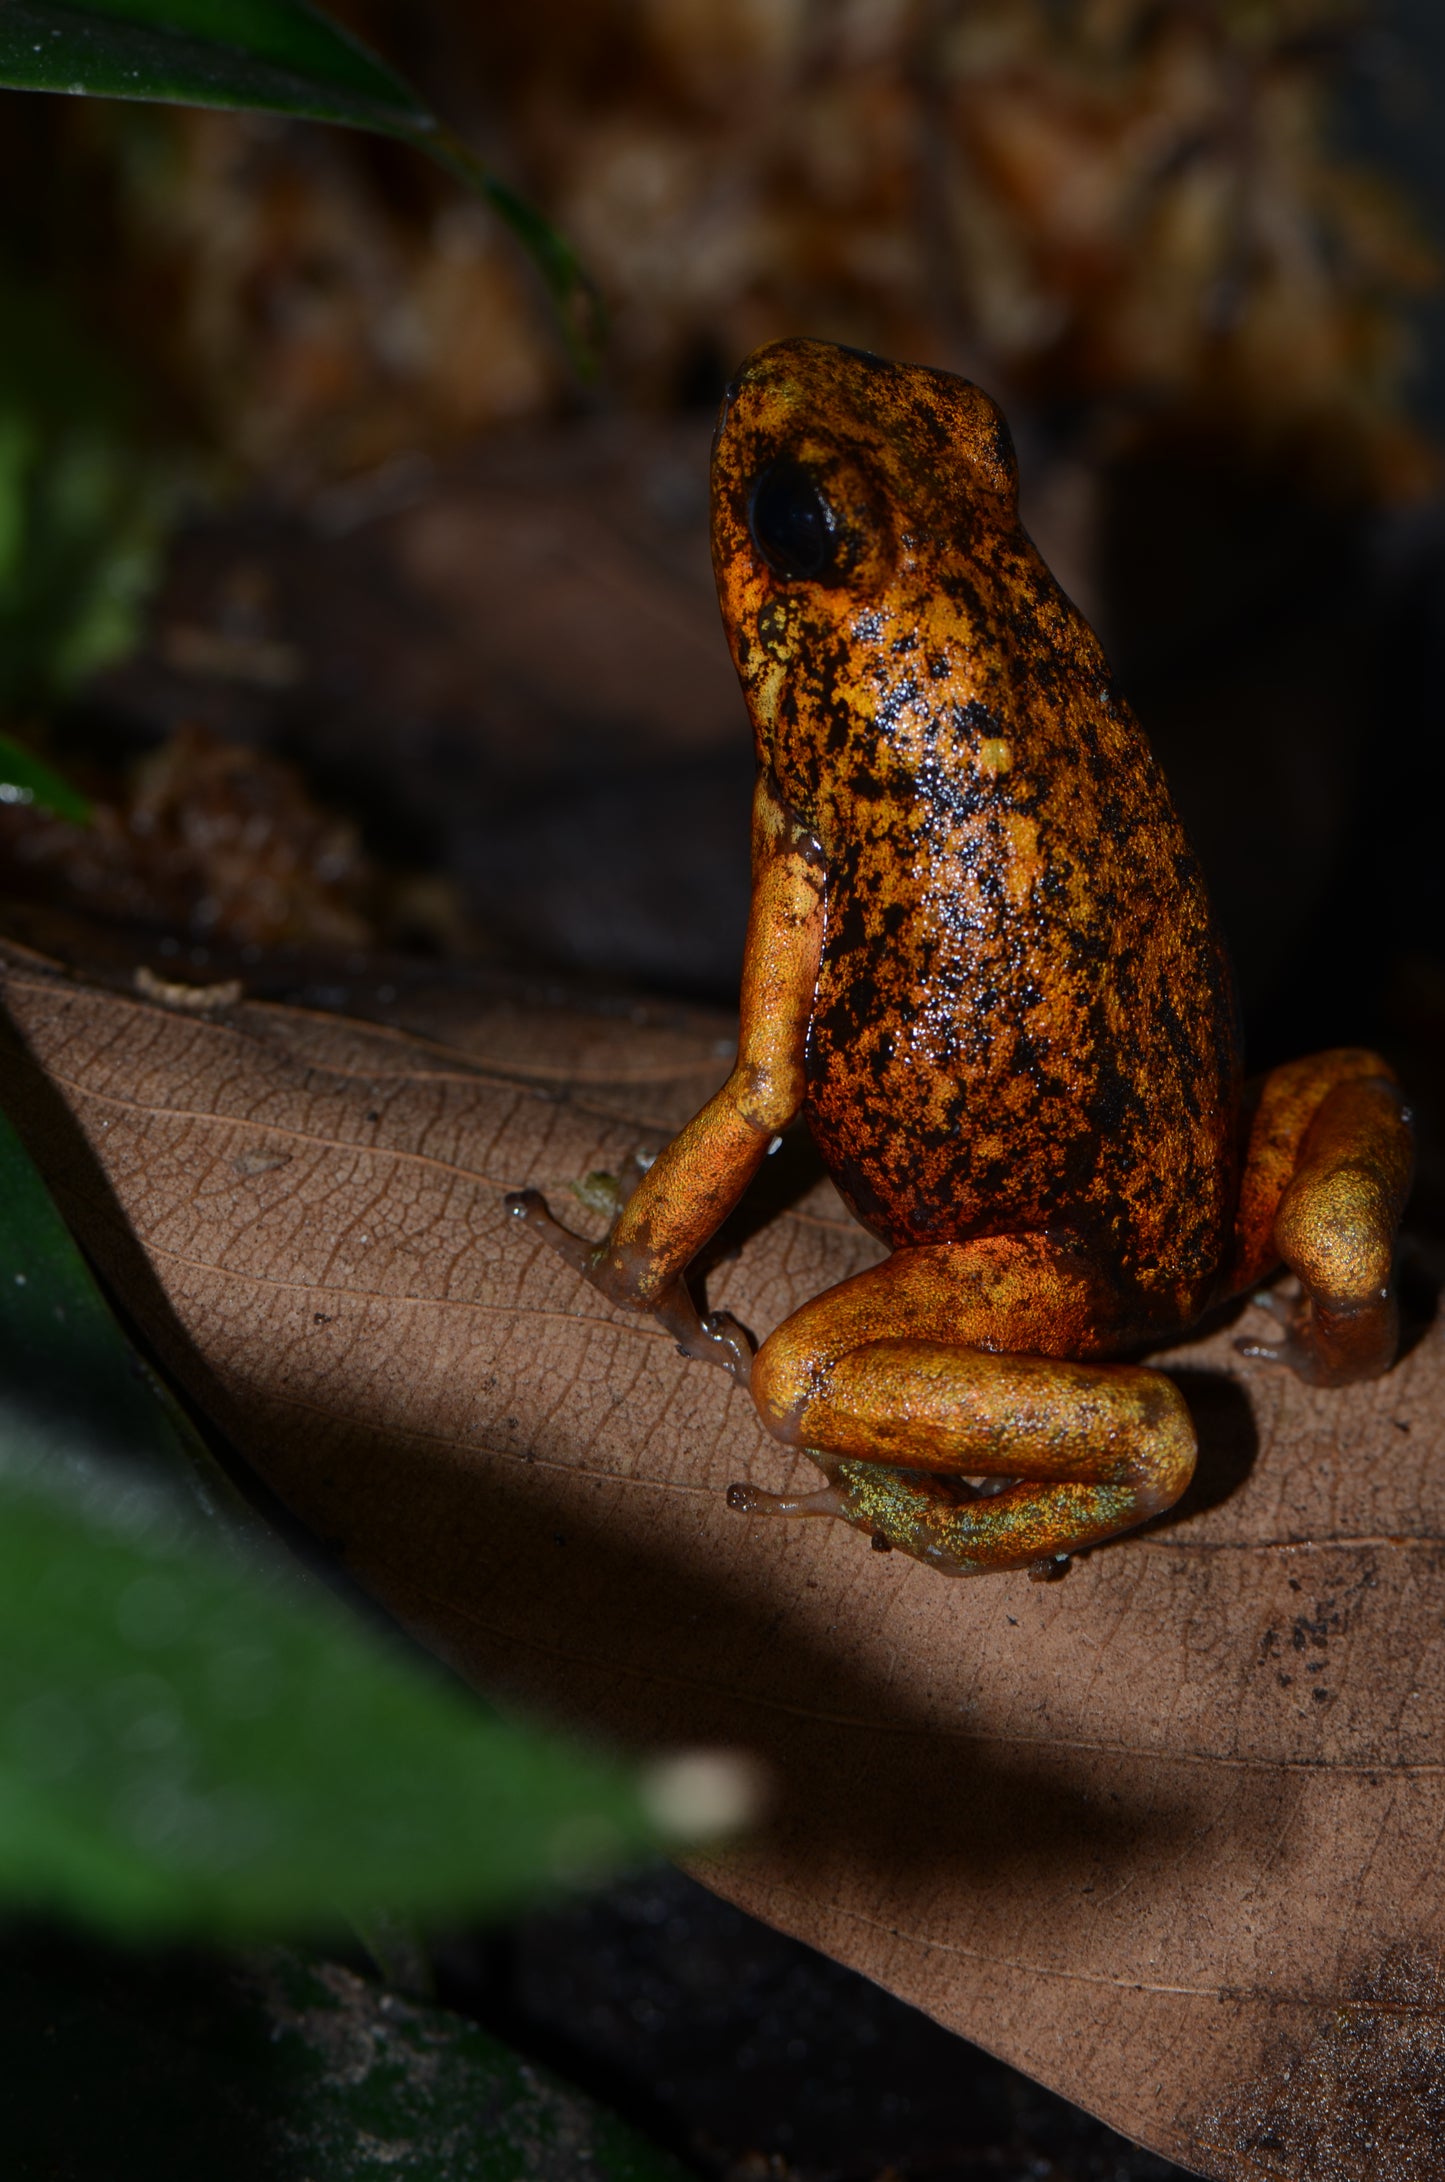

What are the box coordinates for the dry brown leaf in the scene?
[2,936,1443,2181]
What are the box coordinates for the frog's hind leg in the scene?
[737,1238,1197,1577]
[1227,1050,1414,1387]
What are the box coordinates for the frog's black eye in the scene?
[748,459,838,582]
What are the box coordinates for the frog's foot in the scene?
[729,1453,1077,1577]
[1236,1280,1399,1388]
[1228,1060,1413,1387]
[670,1308,754,1387]
[759,1451,1159,1579]
[1234,1276,1363,1384]
[505,1187,597,1276]
[726,1475,848,1521]
[729,1456,1008,1564]
[1235,1277,1306,1367]
[504,1188,754,1389]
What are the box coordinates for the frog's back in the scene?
[804,561,1238,1331]
[712,340,1241,1335]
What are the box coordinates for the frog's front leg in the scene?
[734,1238,1198,1576]
[1226,1049,1414,1386]
[506,775,825,1389]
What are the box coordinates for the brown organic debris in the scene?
[10,0,1434,496]
[0,725,374,951]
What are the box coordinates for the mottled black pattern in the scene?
[713,341,1242,1341]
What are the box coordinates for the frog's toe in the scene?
[1235,1280,1310,1370]
[667,1306,755,1387]
[1252,1277,1302,1320]
[503,1188,597,1275]
[1235,1333,1288,1366]
[726,1454,964,1560]
[699,1310,755,1386]
[726,1476,847,1519]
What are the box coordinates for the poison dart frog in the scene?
[508,339,1414,1579]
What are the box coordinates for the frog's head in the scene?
[711,338,1021,795]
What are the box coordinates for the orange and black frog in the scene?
[507,338,1414,1579]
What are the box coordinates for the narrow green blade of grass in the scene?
[0,0,597,350]
[0,1107,726,1940]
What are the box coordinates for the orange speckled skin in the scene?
[507,339,1413,1576]
[712,341,1239,1351]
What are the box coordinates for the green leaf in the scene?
[0,0,428,133]
[0,0,598,355]
[0,1101,249,1518]
[58,0,424,112]
[0,1932,692,2180]
[0,1464,673,1938]
[0,730,91,823]
[0,1107,700,1939]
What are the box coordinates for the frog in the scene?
[506,337,1414,1579]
